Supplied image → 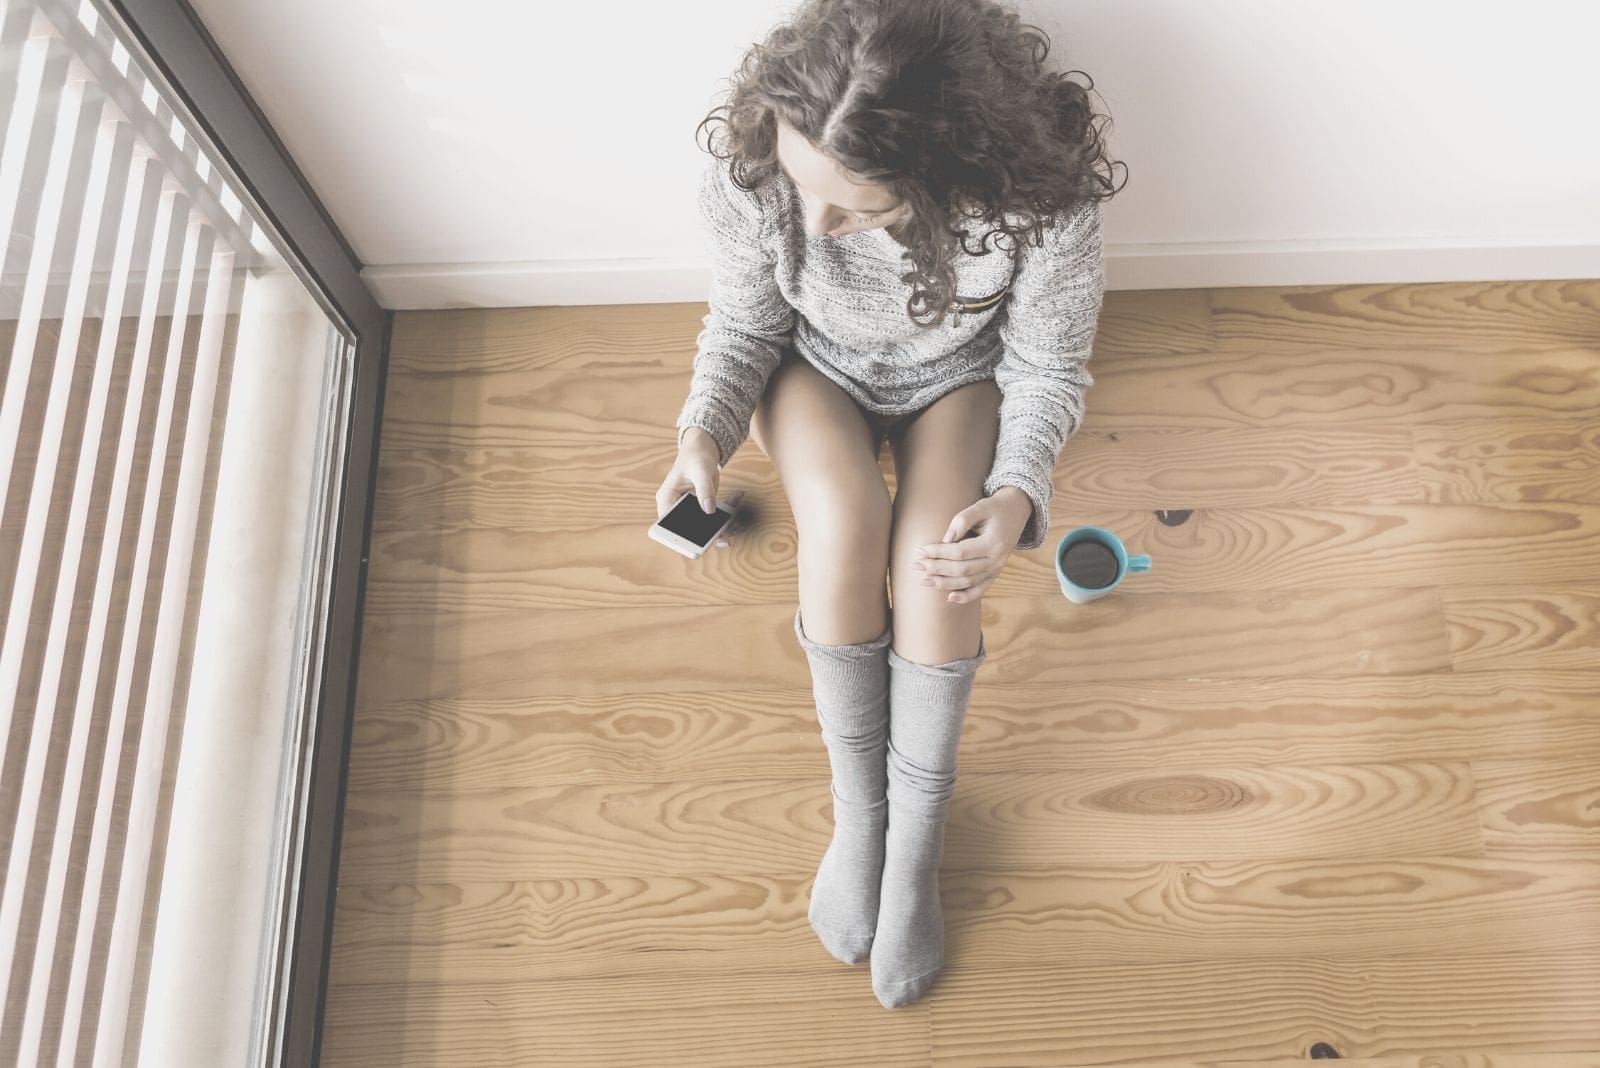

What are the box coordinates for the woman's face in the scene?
[773,117,910,238]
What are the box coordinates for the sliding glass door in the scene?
[0,0,386,1063]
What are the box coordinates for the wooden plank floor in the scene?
[322,280,1600,1067]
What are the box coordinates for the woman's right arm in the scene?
[674,159,797,468]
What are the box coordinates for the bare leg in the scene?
[883,375,1003,664]
[750,350,892,642]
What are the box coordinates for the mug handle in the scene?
[1126,554,1153,573]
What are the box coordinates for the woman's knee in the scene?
[793,477,892,565]
[885,503,985,663]
[789,479,892,638]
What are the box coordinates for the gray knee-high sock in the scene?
[793,605,893,964]
[871,633,986,1008]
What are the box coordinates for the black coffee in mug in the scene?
[1062,539,1120,589]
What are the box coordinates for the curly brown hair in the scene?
[694,0,1127,328]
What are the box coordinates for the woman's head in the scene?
[696,0,1127,327]
[773,115,910,239]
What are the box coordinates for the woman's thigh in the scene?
[885,377,1003,664]
[750,349,894,644]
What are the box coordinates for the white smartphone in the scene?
[648,490,738,559]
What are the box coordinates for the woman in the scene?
[653,0,1125,1009]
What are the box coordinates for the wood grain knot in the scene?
[1086,774,1252,815]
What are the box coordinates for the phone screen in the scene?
[657,493,731,546]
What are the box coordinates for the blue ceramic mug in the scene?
[1054,526,1153,604]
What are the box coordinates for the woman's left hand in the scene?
[913,487,1033,604]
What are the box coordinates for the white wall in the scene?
[187,0,1600,309]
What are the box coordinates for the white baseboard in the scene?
[359,238,1600,311]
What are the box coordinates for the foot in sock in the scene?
[793,606,893,964]
[808,784,886,962]
[871,635,985,1008]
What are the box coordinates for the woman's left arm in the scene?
[916,199,1107,603]
[981,197,1107,552]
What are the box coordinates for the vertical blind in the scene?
[0,0,353,1064]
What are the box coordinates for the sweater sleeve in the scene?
[981,197,1106,552]
[674,160,798,468]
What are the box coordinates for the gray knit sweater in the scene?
[674,157,1105,551]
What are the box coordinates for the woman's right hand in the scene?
[657,427,732,548]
